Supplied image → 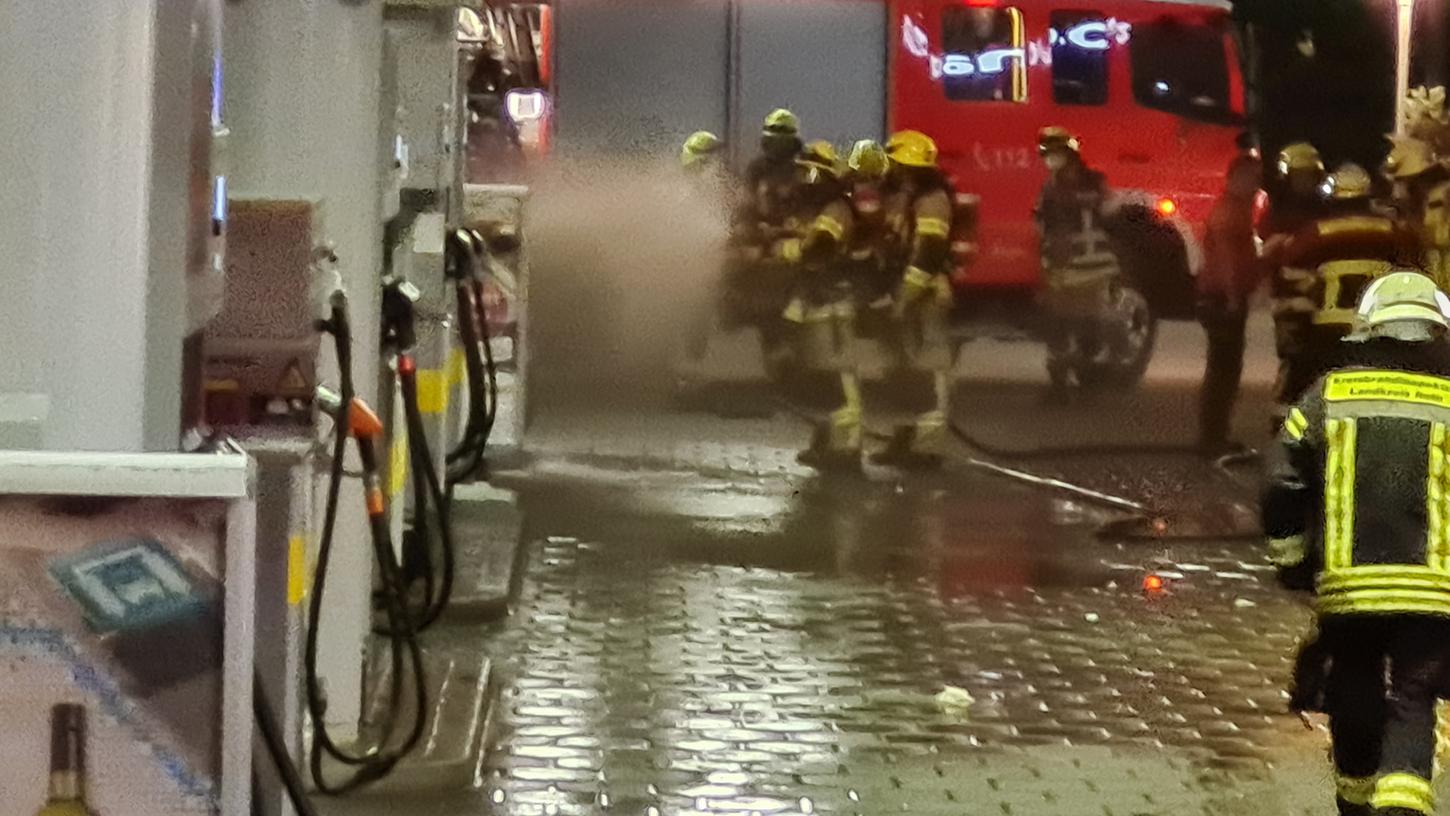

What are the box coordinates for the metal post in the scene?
[1397,0,1416,135]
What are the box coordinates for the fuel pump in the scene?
[379,276,457,632]
[304,290,428,794]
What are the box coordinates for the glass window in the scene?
[1051,10,1109,106]
[1129,15,1235,123]
[941,6,1026,103]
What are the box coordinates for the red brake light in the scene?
[1155,197,1178,217]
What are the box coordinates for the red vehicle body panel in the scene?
[889,0,1244,293]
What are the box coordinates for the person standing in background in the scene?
[1197,153,1264,456]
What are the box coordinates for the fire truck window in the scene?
[1051,11,1109,106]
[1130,15,1233,123]
[941,6,1026,103]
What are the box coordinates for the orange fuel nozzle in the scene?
[315,387,385,440]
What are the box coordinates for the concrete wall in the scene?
[553,0,732,159]
[550,0,885,166]
[729,1,887,165]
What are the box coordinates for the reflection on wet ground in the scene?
[462,451,1329,816]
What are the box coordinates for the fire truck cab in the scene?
[891,0,1244,383]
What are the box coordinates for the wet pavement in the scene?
[433,380,1353,816]
[331,319,1381,815]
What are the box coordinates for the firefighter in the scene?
[875,129,956,468]
[725,110,808,381]
[1386,137,1450,290]
[1033,126,1117,402]
[781,141,862,469]
[745,108,805,218]
[1263,270,1450,816]
[681,130,725,188]
[1267,162,1419,429]
[846,139,892,336]
[1263,141,1329,240]
[677,131,731,378]
[1197,153,1264,456]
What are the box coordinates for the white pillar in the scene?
[224,0,386,739]
[1397,0,1416,135]
[0,0,221,452]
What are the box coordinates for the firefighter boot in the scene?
[798,372,863,470]
[872,372,948,469]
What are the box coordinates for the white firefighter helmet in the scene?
[1357,270,1450,329]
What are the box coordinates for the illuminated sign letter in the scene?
[942,54,976,77]
[976,47,1024,75]
[1065,21,1109,50]
[901,15,930,59]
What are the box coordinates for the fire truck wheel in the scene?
[1077,280,1158,390]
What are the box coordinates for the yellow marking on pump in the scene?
[388,428,408,499]
[416,368,449,415]
[287,534,308,606]
[1325,370,1450,409]
[448,347,466,386]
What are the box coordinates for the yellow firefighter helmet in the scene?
[1277,141,1325,177]
[848,139,889,179]
[680,130,722,168]
[763,108,801,137]
[1385,136,1438,180]
[886,130,939,169]
[1324,162,1372,200]
[797,140,843,184]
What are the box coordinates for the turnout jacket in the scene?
[1263,337,1450,614]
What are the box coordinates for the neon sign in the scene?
[902,15,930,59]
[911,16,1131,78]
[1054,21,1109,50]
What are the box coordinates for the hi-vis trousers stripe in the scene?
[1325,419,1358,570]
[1371,772,1434,813]
[1433,423,1450,571]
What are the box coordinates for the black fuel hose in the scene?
[385,353,455,633]
[374,275,457,635]
[253,669,321,816]
[304,294,428,795]
[444,229,500,487]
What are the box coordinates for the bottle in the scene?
[36,704,97,816]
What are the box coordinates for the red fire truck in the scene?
[891,0,1245,383]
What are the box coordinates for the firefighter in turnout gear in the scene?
[846,139,893,336]
[1033,126,1118,401]
[783,141,863,469]
[875,129,956,468]
[725,109,809,381]
[1386,86,1450,290]
[1264,270,1450,816]
[677,131,734,383]
[1387,136,1450,291]
[745,108,805,217]
[1267,163,1419,429]
[1264,141,1329,240]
